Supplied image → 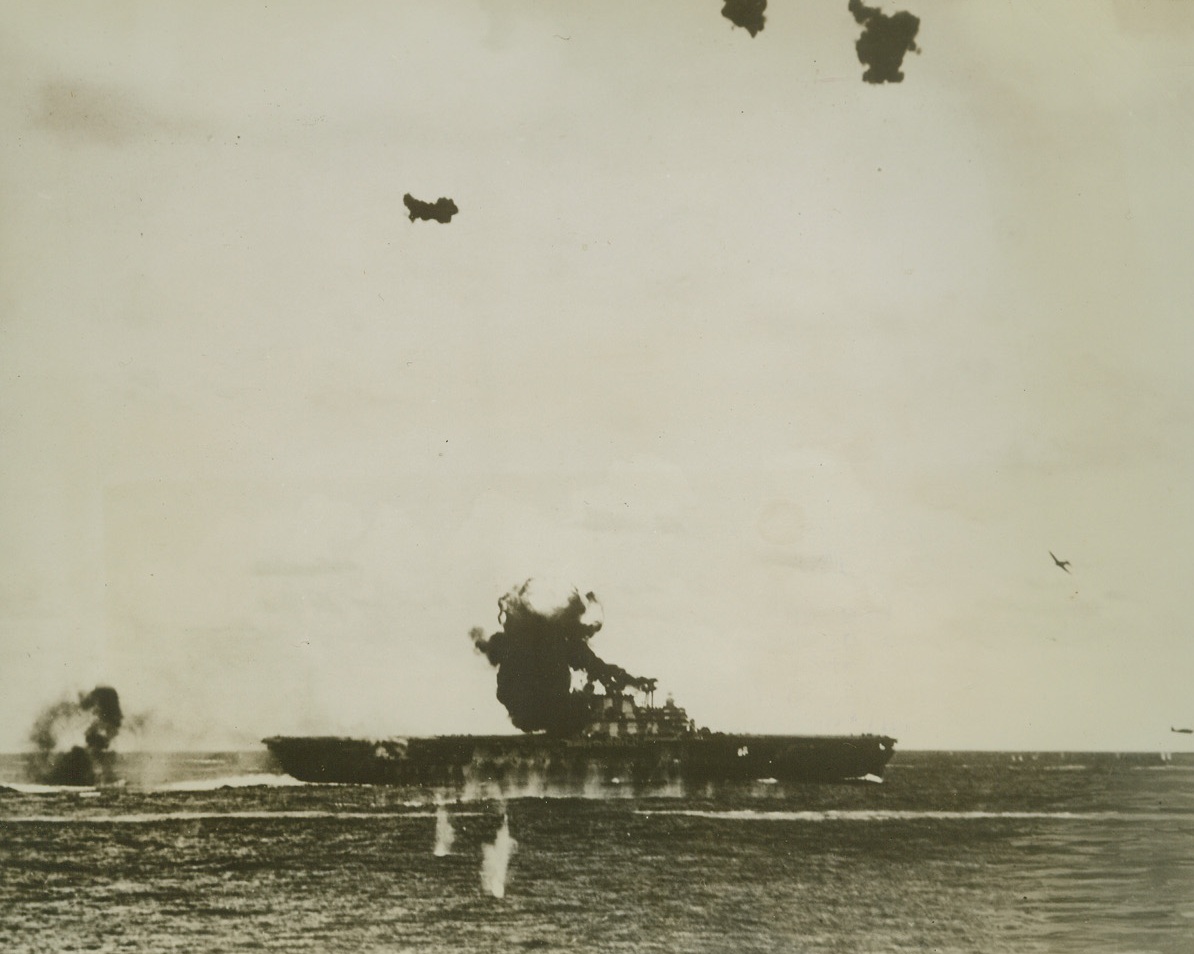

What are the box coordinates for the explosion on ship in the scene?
[470,580,657,736]
[28,686,124,785]
[264,582,897,787]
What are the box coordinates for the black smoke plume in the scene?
[471,580,656,736]
[29,686,124,785]
[403,193,458,224]
[722,0,766,37]
[849,0,920,84]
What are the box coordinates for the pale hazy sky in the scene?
[2,1,1192,751]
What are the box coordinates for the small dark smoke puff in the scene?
[81,686,123,752]
[722,0,766,37]
[403,193,458,224]
[849,0,920,84]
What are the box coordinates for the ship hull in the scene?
[263,733,896,789]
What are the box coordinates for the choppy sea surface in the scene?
[1,750,1192,953]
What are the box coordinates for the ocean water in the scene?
[1,751,1192,953]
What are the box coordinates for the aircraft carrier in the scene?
[265,581,896,791]
[264,693,896,789]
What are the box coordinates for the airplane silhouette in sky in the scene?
[1049,551,1071,574]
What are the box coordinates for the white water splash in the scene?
[0,782,99,795]
[152,774,307,792]
[480,813,517,898]
[433,803,455,856]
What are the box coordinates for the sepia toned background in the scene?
[2,1,1191,752]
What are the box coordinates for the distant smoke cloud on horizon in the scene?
[29,686,124,785]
